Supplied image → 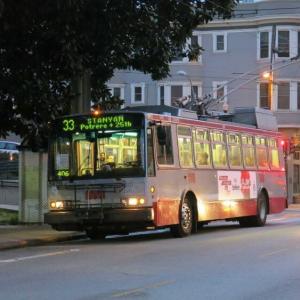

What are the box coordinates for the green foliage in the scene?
[0,209,18,225]
[0,0,237,150]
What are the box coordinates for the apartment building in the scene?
[108,0,300,202]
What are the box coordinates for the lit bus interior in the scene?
[51,130,144,179]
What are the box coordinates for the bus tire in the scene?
[86,229,107,240]
[171,197,193,238]
[239,192,268,227]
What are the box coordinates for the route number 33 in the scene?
[62,119,75,132]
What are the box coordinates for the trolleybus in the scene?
[44,106,287,239]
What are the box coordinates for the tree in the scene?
[0,0,238,150]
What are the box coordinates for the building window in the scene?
[260,32,269,59]
[171,85,183,106]
[160,86,165,105]
[131,83,145,104]
[108,84,124,98]
[172,47,185,62]
[191,35,198,48]
[213,33,227,53]
[172,34,201,63]
[259,83,269,109]
[135,87,142,101]
[217,35,224,51]
[107,84,125,107]
[112,87,121,98]
[191,86,198,101]
[278,30,289,57]
[277,82,290,110]
[213,81,227,102]
[189,35,202,63]
[298,83,300,110]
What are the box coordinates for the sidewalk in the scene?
[0,224,86,251]
[0,204,300,252]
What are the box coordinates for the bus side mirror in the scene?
[157,126,166,146]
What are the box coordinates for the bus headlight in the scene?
[50,200,73,210]
[121,197,146,206]
[50,201,64,209]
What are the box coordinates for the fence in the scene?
[0,160,18,179]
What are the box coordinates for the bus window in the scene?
[227,133,242,168]
[193,129,211,168]
[177,126,194,168]
[256,137,269,169]
[147,128,155,176]
[54,137,70,171]
[241,135,256,169]
[268,138,280,169]
[210,131,227,168]
[74,134,95,176]
[156,125,174,165]
[96,131,140,171]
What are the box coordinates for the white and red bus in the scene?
[44,106,287,239]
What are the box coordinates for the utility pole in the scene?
[71,72,91,114]
[268,25,276,110]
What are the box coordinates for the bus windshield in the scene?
[49,113,145,180]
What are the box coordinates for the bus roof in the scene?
[122,105,280,137]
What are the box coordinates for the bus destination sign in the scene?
[60,114,142,132]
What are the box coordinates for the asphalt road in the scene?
[1,211,300,300]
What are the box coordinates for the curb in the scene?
[0,233,86,251]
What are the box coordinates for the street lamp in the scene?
[176,70,196,102]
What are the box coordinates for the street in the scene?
[1,210,300,300]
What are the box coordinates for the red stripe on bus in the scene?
[269,197,287,213]
[153,197,286,227]
[153,199,180,226]
[198,200,257,221]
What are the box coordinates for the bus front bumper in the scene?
[44,207,153,231]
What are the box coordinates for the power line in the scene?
[215,57,300,103]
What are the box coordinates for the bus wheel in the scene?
[171,197,193,237]
[86,229,106,240]
[239,192,268,227]
[255,192,268,226]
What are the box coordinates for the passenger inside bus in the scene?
[99,152,106,162]
[198,152,209,165]
[98,152,116,171]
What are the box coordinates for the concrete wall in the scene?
[19,151,48,223]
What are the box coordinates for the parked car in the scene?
[0,140,20,161]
